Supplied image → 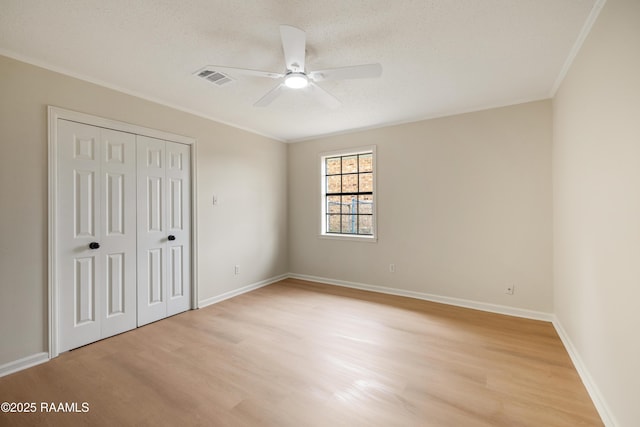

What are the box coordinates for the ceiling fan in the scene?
[198,25,382,108]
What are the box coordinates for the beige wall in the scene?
[0,55,288,366]
[553,0,640,425]
[289,100,553,313]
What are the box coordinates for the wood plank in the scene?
[0,279,603,426]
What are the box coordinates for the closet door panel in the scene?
[137,135,168,326]
[100,128,137,338]
[58,120,103,352]
[166,142,191,316]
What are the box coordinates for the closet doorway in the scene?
[48,107,198,357]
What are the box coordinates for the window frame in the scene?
[319,145,377,242]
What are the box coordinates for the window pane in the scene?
[359,154,373,172]
[358,195,373,214]
[359,172,373,192]
[327,175,341,194]
[341,195,357,214]
[358,215,373,235]
[327,214,341,233]
[342,155,358,173]
[322,150,374,238]
[327,196,341,213]
[342,174,358,193]
[341,215,356,234]
[326,157,341,175]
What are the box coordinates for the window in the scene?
[321,147,376,239]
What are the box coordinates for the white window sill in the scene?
[318,233,378,243]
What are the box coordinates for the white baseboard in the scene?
[0,352,49,378]
[198,273,289,308]
[552,317,617,427]
[287,273,554,322]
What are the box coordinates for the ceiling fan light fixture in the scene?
[284,72,308,89]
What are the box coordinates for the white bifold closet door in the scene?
[57,119,192,352]
[57,120,137,352]
[136,135,191,326]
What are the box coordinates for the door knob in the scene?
[168,235,176,241]
[89,242,100,249]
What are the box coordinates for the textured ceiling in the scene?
[0,0,599,141]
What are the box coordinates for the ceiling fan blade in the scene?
[280,25,306,72]
[309,82,341,109]
[254,83,285,107]
[309,63,382,82]
[205,65,283,79]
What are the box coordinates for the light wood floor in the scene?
[0,279,602,426]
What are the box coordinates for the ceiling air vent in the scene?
[194,67,234,86]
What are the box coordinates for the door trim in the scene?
[47,106,199,358]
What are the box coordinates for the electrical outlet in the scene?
[234,265,240,275]
[389,263,396,273]
[505,285,515,295]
